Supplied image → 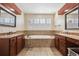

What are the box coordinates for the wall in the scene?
[0,4,24,33]
[24,14,55,30]
[54,12,65,31]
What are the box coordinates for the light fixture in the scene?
[64,9,68,12]
[10,8,15,11]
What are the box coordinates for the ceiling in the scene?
[16,3,65,14]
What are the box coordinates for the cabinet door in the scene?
[55,36,59,50]
[16,36,22,54]
[0,38,9,56]
[10,37,16,56]
[58,36,67,56]
[22,35,25,48]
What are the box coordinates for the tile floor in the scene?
[18,47,62,56]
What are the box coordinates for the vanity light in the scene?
[64,9,69,12]
[10,8,15,11]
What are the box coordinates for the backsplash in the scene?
[55,30,79,36]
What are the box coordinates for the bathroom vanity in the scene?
[0,33,25,56]
[55,33,79,56]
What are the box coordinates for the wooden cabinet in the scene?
[55,35,67,56]
[17,35,23,54]
[10,37,16,56]
[58,36,67,56]
[22,35,25,48]
[67,38,79,47]
[0,37,17,56]
[16,35,25,54]
[0,38,9,56]
[55,35,59,50]
[0,34,25,56]
[55,34,79,56]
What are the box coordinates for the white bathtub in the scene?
[25,35,55,39]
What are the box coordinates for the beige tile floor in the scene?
[18,47,62,56]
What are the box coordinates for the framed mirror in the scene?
[0,7,16,27]
[65,7,79,30]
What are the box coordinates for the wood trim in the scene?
[58,3,78,15]
[0,3,21,15]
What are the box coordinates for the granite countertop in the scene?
[56,33,79,40]
[1,32,79,40]
[0,33,24,39]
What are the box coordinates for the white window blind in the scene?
[26,14,53,30]
[30,18,51,25]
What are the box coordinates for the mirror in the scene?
[0,7,16,27]
[65,7,79,30]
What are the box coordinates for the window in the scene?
[26,14,53,30]
[30,18,51,25]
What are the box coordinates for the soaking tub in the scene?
[25,35,55,39]
[25,35,55,47]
